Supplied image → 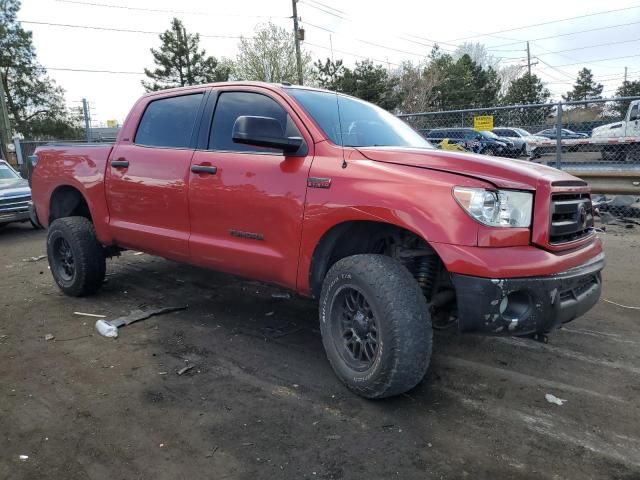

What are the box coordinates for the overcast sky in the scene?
[18,0,640,125]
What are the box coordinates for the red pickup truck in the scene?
[31,82,604,398]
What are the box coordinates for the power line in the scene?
[541,54,640,69]
[299,0,347,20]
[305,41,402,66]
[55,0,288,18]
[488,20,640,49]
[304,0,346,15]
[448,4,640,43]
[46,67,145,75]
[20,20,249,39]
[534,37,640,58]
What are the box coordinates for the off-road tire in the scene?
[319,254,432,399]
[47,216,106,297]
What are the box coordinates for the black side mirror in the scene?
[232,116,303,154]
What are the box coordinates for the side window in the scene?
[134,93,204,148]
[629,104,638,121]
[209,91,302,153]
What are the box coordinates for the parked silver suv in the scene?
[0,160,38,229]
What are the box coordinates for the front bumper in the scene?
[451,252,604,335]
[0,209,31,225]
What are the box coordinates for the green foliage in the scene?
[427,53,501,110]
[502,73,551,105]
[614,79,640,117]
[313,58,401,111]
[235,23,310,84]
[143,18,230,92]
[562,68,603,104]
[0,0,81,142]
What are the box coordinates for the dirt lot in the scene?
[1,223,639,480]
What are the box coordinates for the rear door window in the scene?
[134,93,204,148]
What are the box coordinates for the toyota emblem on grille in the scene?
[578,203,587,228]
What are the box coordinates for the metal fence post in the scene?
[13,137,23,165]
[555,102,562,170]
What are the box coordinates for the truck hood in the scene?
[0,178,30,197]
[355,146,581,190]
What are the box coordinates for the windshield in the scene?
[0,162,20,180]
[287,88,432,149]
[513,128,531,137]
[480,131,500,139]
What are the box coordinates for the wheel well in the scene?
[49,186,92,224]
[309,221,435,298]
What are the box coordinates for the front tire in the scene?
[47,217,106,297]
[319,254,432,399]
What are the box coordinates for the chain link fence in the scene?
[399,96,640,222]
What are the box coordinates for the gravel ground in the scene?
[1,222,639,480]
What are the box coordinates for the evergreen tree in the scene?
[313,58,344,90]
[143,18,230,92]
[562,68,603,104]
[0,0,81,145]
[614,79,640,117]
[312,59,402,111]
[502,73,551,105]
[428,54,501,109]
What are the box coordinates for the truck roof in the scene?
[141,81,334,97]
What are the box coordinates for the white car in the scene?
[492,127,548,158]
[591,100,640,162]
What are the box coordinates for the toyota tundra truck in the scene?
[31,82,604,398]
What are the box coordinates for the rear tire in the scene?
[319,254,432,399]
[47,216,106,297]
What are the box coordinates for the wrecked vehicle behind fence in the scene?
[30,82,604,399]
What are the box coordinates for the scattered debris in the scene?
[19,455,28,461]
[23,255,46,262]
[44,334,55,341]
[177,365,194,376]
[95,306,187,338]
[133,251,145,256]
[158,372,168,375]
[159,443,165,448]
[74,312,106,318]
[205,446,219,458]
[242,442,255,447]
[265,311,274,317]
[264,324,301,339]
[545,393,567,406]
[271,292,291,299]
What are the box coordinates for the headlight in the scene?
[453,187,533,227]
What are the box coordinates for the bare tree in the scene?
[235,23,311,84]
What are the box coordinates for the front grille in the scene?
[0,194,31,213]
[559,274,598,302]
[549,193,593,244]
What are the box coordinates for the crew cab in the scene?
[31,82,604,399]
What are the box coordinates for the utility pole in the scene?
[526,41,532,77]
[291,0,304,85]
[0,82,12,160]
[82,98,91,142]
[624,66,628,84]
